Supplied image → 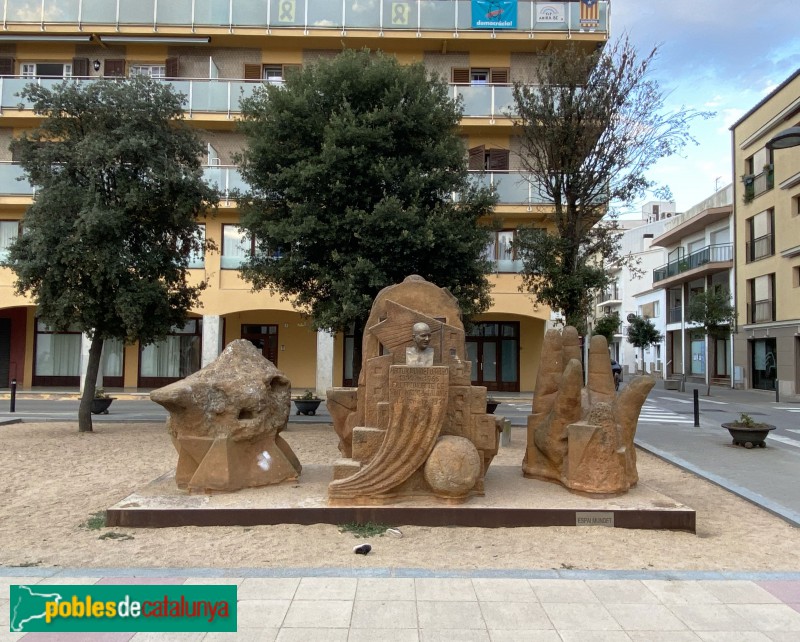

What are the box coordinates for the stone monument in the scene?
[327,275,501,505]
[523,328,655,496]
[150,339,302,493]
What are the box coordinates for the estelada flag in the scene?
[580,0,600,28]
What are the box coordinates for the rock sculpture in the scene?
[150,339,301,493]
[523,328,655,496]
[327,275,501,505]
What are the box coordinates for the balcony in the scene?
[747,300,775,324]
[743,165,774,203]
[745,233,774,262]
[595,287,621,308]
[653,243,733,286]
[668,306,682,324]
[2,0,608,35]
[0,163,554,206]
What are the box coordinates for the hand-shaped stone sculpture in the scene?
[523,327,655,496]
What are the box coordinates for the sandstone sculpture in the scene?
[327,275,501,505]
[523,328,655,496]
[150,339,301,493]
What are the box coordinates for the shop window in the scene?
[33,321,81,386]
[139,320,202,386]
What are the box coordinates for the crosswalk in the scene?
[638,401,694,425]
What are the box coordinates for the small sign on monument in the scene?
[576,511,614,527]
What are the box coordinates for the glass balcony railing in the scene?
[0,76,521,120]
[3,0,608,34]
[745,234,774,262]
[653,243,733,283]
[0,163,553,206]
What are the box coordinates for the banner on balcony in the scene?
[580,0,600,29]
[472,1,517,29]
[536,3,566,24]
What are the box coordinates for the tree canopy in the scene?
[687,287,735,395]
[627,315,663,353]
[236,49,497,379]
[7,76,218,431]
[512,36,712,331]
[593,311,621,345]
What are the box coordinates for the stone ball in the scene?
[423,436,481,498]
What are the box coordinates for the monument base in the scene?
[106,464,695,532]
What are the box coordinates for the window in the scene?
[21,62,72,78]
[743,147,774,200]
[130,65,166,79]
[243,63,301,82]
[793,194,800,217]
[749,274,775,323]
[187,225,205,269]
[139,320,202,386]
[746,208,774,262]
[794,266,800,288]
[221,224,253,269]
[451,67,509,84]
[484,230,520,272]
[468,145,509,172]
[34,321,82,386]
[0,220,20,262]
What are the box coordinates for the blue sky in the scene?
[610,0,800,215]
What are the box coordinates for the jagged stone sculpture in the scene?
[523,328,655,496]
[327,275,501,505]
[150,339,301,493]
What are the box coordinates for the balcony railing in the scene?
[598,287,621,304]
[653,243,733,283]
[2,0,608,34]
[743,165,774,202]
[745,234,774,262]
[0,163,553,206]
[748,299,774,324]
[668,306,682,324]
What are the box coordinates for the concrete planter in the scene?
[294,398,322,416]
[722,422,776,449]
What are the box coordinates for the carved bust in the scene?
[405,321,434,366]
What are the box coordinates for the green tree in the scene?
[7,77,218,432]
[236,49,497,381]
[626,315,663,373]
[593,311,621,345]
[687,288,735,396]
[512,36,712,331]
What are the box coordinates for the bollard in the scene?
[775,380,780,403]
[10,378,16,413]
[693,388,699,427]
[500,418,512,447]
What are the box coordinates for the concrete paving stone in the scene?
[696,633,773,641]
[668,604,753,631]
[129,633,205,641]
[586,580,660,604]
[558,632,633,642]
[528,579,601,603]
[95,578,188,585]
[34,577,102,586]
[202,629,278,641]
[604,603,688,631]
[347,629,420,642]
[731,604,800,631]
[0,633,25,642]
[419,631,490,642]
[765,633,800,641]
[641,580,722,605]
[627,633,701,641]
[0,598,7,626]
[0,578,45,600]
[697,580,782,604]
[275,628,348,642]
[471,578,537,602]
[182,578,243,587]
[540,602,622,631]
[235,599,290,628]
[355,578,416,601]
[486,631,561,642]
[478,601,552,631]
[237,578,299,600]
[350,600,417,629]
[294,577,357,600]
[16,635,134,642]
[282,599,353,629]
[416,601,486,630]
[757,581,800,603]
[415,578,477,602]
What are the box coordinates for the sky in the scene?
[609,0,800,216]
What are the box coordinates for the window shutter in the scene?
[451,67,470,84]
[468,145,485,171]
[487,148,509,171]
[72,57,89,77]
[165,56,179,79]
[0,57,14,77]
[104,59,125,77]
[282,64,301,78]
[244,63,262,81]
[490,68,509,84]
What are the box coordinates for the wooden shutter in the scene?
[0,57,14,77]
[490,68,509,84]
[468,145,485,171]
[165,56,179,79]
[104,59,125,77]
[244,63,262,81]
[72,57,89,77]
[487,149,510,171]
[451,67,470,84]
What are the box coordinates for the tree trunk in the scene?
[706,335,715,397]
[78,335,104,433]
[351,319,365,387]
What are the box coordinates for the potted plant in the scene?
[91,388,115,415]
[722,413,776,449]
[293,389,322,416]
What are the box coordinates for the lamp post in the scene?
[766,126,800,150]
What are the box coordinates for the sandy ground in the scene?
[1,420,798,572]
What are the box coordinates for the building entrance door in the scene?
[466,322,519,392]
[241,324,279,366]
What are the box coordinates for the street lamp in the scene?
[765,126,800,150]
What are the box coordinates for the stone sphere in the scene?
[424,436,481,498]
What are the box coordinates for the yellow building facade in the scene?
[0,0,609,393]
[731,68,800,396]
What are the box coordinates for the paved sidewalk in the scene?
[4,568,800,640]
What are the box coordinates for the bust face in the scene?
[412,323,431,351]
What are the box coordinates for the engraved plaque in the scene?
[575,511,615,527]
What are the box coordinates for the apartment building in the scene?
[650,185,734,387]
[730,68,800,396]
[0,1,610,393]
